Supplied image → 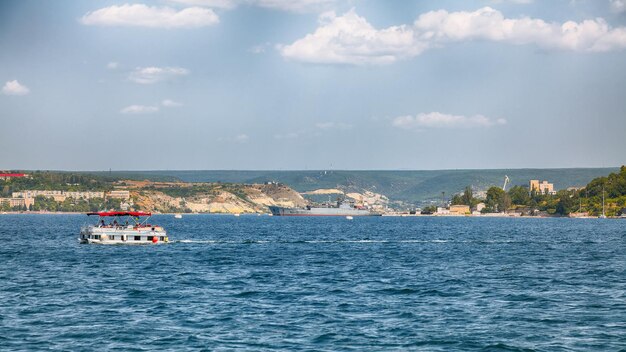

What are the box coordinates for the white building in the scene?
[12,190,104,201]
[107,190,130,200]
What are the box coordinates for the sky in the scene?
[1,0,625,171]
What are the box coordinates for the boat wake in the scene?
[174,239,270,244]
[173,239,456,245]
[172,238,597,245]
[175,239,219,244]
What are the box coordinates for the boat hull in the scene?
[79,226,168,244]
[268,206,381,217]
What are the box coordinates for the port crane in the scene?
[502,175,510,191]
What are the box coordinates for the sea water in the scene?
[0,214,625,351]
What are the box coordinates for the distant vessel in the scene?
[174,214,182,219]
[80,211,168,244]
[269,200,381,217]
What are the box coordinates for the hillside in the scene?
[0,172,307,213]
[93,168,618,205]
[126,181,307,214]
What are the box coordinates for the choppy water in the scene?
[1,214,625,351]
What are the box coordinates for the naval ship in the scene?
[268,200,381,216]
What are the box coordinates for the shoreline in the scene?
[0,211,621,219]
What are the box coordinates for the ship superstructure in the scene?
[268,200,380,216]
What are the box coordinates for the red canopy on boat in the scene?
[86,211,151,217]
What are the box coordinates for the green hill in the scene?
[89,168,618,205]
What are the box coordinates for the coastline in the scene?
[1,211,620,219]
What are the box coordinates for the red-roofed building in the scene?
[0,173,30,181]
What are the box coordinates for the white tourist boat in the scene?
[80,211,168,244]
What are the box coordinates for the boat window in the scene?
[110,235,115,240]
[160,237,164,241]
[134,236,140,241]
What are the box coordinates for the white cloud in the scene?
[129,66,189,84]
[280,7,626,65]
[610,0,626,13]
[219,133,250,143]
[169,0,335,12]
[1,80,30,96]
[106,62,119,69]
[80,4,219,28]
[274,132,301,139]
[162,99,183,107]
[120,105,159,114]
[392,112,506,130]
[280,9,422,65]
[413,7,626,52]
[252,0,336,12]
[491,0,533,4]
[249,42,271,54]
[315,121,352,130]
[233,134,249,143]
[169,0,237,9]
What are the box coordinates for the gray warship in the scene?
[268,200,381,216]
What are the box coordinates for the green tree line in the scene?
[451,166,626,216]
[1,171,113,197]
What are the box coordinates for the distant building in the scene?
[436,207,450,215]
[529,180,556,195]
[64,191,105,200]
[107,190,130,200]
[13,190,66,202]
[475,203,486,212]
[449,205,470,215]
[1,197,34,209]
[12,190,104,202]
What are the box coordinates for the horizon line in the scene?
[3,166,621,173]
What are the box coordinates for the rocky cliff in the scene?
[128,181,306,214]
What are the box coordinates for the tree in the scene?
[451,194,464,205]
[508,185,530,206]
[461,186,473,207]
[421,205,437,214]
[485,187,510,213]
[556,190,576,215]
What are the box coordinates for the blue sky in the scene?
[1,0,625,170]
